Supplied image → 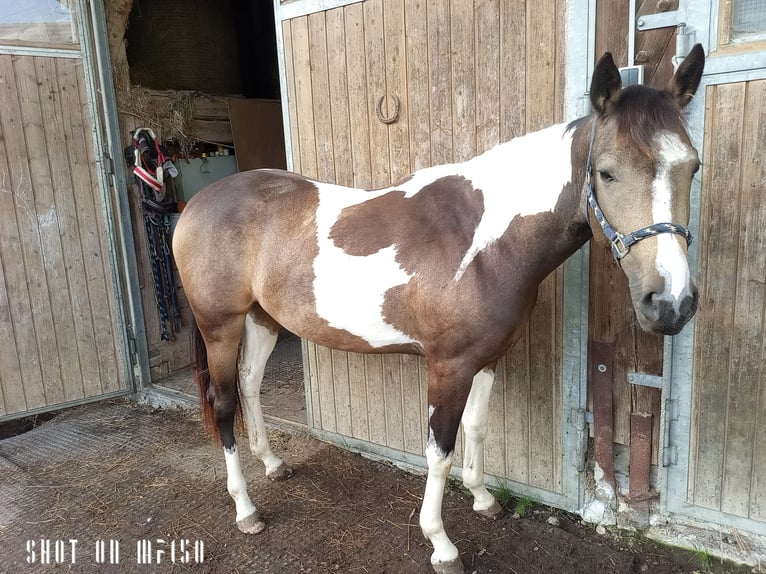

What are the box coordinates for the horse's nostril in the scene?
[640,292,661,321]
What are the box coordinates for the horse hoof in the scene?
[236,511,266,535]
[431,557,464,574]
[476,499,504,521]
[267,463,294,482]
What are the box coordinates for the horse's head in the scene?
[585,45,705,335]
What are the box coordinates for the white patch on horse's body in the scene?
[312,123,574,346]
[451,123,575,280]
[652,131,695,309]
[313,182,417,348]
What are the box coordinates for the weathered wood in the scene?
[401,353,422,455]
[326,8,353,186]
[331,349,352,437]
[705,79,766,520]
[404,0,429,171]
[475,0,500,155]
[3,55,58,410]
[504,330,531,484]
[525,0,556,132]
[691,82,745,511]
[499,0,525,142]
[283,20,301,174]
[450,0,475,162]
[291,17,318,179]
[427,0,453,166]
[344,2,372,189]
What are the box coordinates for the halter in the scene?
[584,119,693,264]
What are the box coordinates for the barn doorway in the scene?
[119,0,306,426]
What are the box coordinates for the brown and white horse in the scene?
[172,46,705,574]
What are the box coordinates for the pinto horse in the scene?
[173,46,705,574]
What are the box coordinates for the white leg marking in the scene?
[652,131,695,309]
[420,439,459,566]
[461,368,496,512]
[239,315,283,475]
[223,445,257,522]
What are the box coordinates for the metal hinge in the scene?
[627,371,663,389]
[636,10,682,31]
[663,398,680,467]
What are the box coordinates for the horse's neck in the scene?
[447,122,590,279]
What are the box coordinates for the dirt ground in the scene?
[0,400,755,574]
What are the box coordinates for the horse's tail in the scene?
[191,317,217,437]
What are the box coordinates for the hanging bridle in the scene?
[584,118,693,264]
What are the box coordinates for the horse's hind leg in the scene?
[239,310,293,481]
[204,318,266,534]
[461,368,502,519]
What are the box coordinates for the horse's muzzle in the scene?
[637,285,699,336]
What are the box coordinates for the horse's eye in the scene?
[598,170,615,182]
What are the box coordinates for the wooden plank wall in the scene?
[283,0,568,492]
[689,79,766,522]
[0,54,125,418]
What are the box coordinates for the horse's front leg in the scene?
[461,368,503,519]
[420,364,472,574]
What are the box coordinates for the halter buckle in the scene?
[611,234,630,260]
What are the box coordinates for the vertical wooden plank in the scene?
[282,21,301,173]
[73,58,121,392]
[484,369,506,477]
[291,16,318,179]
[0,114,29,414]
[499,0,525,142]
[308,12,335,184]
[364,0,391,186]
[722,80,766,519]
[383,0,409,180]
[344,3,372,189]
[475,0,500,154]
[450,0,475,162]
[525,0,556,131]
[504,333,530,484]
[401,354,422,454]
[419,357,429,453]
[691,82,745,511]
[427,0,453,165]
[746,80,766,522]
[37,56,91,402]
[366,354,387,445]
[331,349,352,436]
[326,7,353,186]
[528,275,556,490]
[405,0,430,171]
[383,354,404,450]
[316,346,337,431]
[307,342,322,428]
[363,0,390,448]
[347,349,369,441]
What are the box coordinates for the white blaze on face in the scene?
[652,131,695,309]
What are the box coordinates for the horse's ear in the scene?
[666,43,705,108]
[590,52,622,114]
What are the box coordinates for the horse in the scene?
[172,45,705,574]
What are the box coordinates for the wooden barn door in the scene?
[0,2,130,421]
[277,0,585,510]
[662,1,766,536]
